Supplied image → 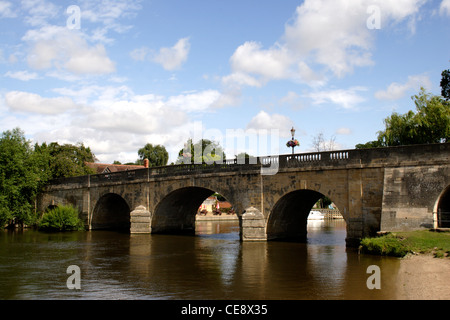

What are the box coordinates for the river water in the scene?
[0,219,403,300]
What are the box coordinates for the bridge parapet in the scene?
[44,143,449,190]
[260,142,449,170]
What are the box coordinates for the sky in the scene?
[0,0,449,164]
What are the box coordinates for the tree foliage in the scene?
[138,143,169,167]
[0,128,97,228]
[41,142,97,179]
[356,88,450,148]
[176,138,226,164]
[38,205,84,232]
[441,69,450,101]
[0,129,45,227]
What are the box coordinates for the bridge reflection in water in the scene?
[0,218,404,300]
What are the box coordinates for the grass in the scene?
[360,229,450,258]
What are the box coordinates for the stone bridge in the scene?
[38,143,450,247]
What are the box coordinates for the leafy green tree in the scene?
[137,143,169,167]
[357,88,449,148]
[441,69,450,101]
[41,142,97,179]
[176,138,226,164]
[0,128,45,227]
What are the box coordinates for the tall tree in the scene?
[0,129,45,227]
[357,88,449,148]
[176,138,226,164]
[441,69,450,101]
[42,142,97,179]
[137,143,169,167]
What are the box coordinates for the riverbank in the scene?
[396,253,450,299]
[360,229,450,258]
[360,229,450,299]
[195,213,239,221]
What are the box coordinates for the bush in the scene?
[359,234,411,257]
[38,205,85,232]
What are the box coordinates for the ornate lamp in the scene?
[286,126,300,155]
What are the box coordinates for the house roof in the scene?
[85,162,145,174]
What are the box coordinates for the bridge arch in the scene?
[151,186,238,235]
[266,189,346,242]
[91,193,131,231]
[436,185,450,228]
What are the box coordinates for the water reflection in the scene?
[0,220,402,300]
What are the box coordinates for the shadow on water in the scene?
[0,220,401,300]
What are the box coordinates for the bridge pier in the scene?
[130,206,151,233]
[240,207,267,241]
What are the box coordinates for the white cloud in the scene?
[0,1,16,18]
[246,111,294,138]
[375,74,431,100]
[79,0,142,43]
[131,38,191,71]
[130,47,151,61]
[21,0,60,26]
[166,90,222,113]
[4,70,39,81]
[80,0,142,26]
[440,0,450,16]
[4,91,79,115]
[336,127,352,135]
[224,0,427,90]
[230,41,292,81]
[152,38,191,71]
[14,84,228,163]
[306,87,367,109]
[23,26,115,75]
[222,72,263,88]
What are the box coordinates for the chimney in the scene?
[144,158,149,168]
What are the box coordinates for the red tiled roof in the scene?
[85,162,145,174]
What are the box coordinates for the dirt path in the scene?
[396,254,450,300]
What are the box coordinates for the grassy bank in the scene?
[359,229,450,258]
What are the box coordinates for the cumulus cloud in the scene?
[166,90,222,113]
[230,41,292,81]
[0,1,16,18]
[375,74,431,100]
[4,70,39,81]
[4,91,79,115]
[130,38,191,71]
[4,84,230,163]
[246,111,295,138]
[224,0,427,89]
[306,87,367,109]
[152,38,191,71]
[21,0,59,26]
[23,25,115,75]
[440,0,450,16]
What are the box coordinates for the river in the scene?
[0,219,402,300]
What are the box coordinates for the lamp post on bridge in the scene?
[286,126,300,155]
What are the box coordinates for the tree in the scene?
[40,142,97,179]
[0,128,98,228]
[441,69,450,101]
[176,138,226,164]
[311,132,337,152]
[137,143,169,167]
[357,88,450,148]
[0,128,45,227]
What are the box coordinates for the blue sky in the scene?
[1,0,449,164]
